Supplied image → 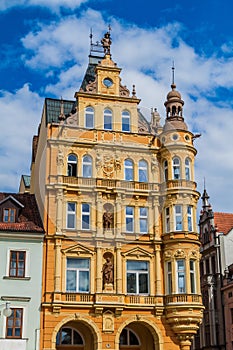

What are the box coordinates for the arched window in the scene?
[124,159,134,181]
[164,160,168,181]
[122,110,130,132]
[85,106,94,128]
[138,160,148,182]
[104,108,112,130]
[67,154,77,177]
[172,157,180,180]
[120,328,140,346]
[185,157,191,180]
[82,155,92,178]
[56,327,84,345]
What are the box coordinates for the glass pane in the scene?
[140,218,147,233]
[122,118,130,131]
[125,168,133,181]
[82,204,90,213]
[61,328,72,344]
[67,258,89,268]
[178,273,185,293]
[66,270,76,291]
[126,206,133,215]
[127,273,136,293]
[139,169,147,182]
[19,252,25,260]
[68,154,77,162]
[16,309,22,318]
[79,271,89,292]
[83,165,92,177]
[15,328,21,337]
[82,215,90,229]
[127,261,148,271]
[120,329,128,345]
[139,273,148,293]
[73,330,83,344]
[140,207,147,216]
[67,214,75,228]
[7,328,13,336]
[68,203,75,212]
[129,330,139,345]
[126,218,133,232]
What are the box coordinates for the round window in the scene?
[103,78,113,88]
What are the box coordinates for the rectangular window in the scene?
[187,205,193,231]
[174,205,182,231]
[9,251,26,277]
[3,208,15,222]
[6,308,23,338]
[126,206,134,232]
[66,258,90,292]
[139,207,148,233]
[177,259,186,293]
[165,207,170,232]
[190,260,196,293]
[127,261,149,294]
[167,261,172,294]
[82,203,90,230]
[67,202,76,229]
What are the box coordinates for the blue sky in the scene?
[0,0,233,212]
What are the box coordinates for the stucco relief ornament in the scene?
[56,148,64,167]
[66,111,78,125]
[85,78,97,93]
[103,156,115,178]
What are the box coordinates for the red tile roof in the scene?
[0,193,44,233]
[214,212,233,235]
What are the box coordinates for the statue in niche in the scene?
[103,209,113,230]
[102,257,113,284]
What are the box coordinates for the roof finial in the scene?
[90,28,93,45]
[172,61,175,84]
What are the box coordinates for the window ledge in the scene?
[3,276,31,281]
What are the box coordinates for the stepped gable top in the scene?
[0,193,44,233]
[214,212,233,235]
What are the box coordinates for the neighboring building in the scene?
[19,175,31,194]
[0,193,44,350]
[28,31,203,350]
[192,189,233,350]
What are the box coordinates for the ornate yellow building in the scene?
[29,30,203,350]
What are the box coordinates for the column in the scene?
[116,193,122,237]
[56,188,63,235]
[96,192,103,237]
[116,243,122,293]
[155,245,162,295]
[54,238,62,292]
[96,243,102,293]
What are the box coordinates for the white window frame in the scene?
[126,206,134,232]
[187,205,193,231]
[190,259,196,293]
[122,110,130,132]
[81,203,90,230]
[124,159,134,181]
[172,157,180,180]
[104,108,112,130]
[66,258,90,293]
[165,207,170,233]
[85,106,94,128]
[166,261,172,294]
[138,160,148,182]
[176,259,186,293]
[139,207,148,234]
[185,157,191,180]
[174,205,182,231]
[67,202,76,229]
[126,260,149,295]
[82,155,92,178]
[67,154,77,177]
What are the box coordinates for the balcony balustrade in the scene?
[165,293,202,304]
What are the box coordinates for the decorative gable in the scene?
[122,246,153,259]
[62,243,94,256]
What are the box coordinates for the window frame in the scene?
[176,259,186,293]
[56,326,84,345]
[165,207,170,233]
[67,154,77,177]
[124,159,134,181]
[138,160,148,182]
[172,157,181,180]
[185,157,191,180]
[126,260,149,295]
[166,261,172,294]
[139,207,148,234]
[9,250,26,278]
[66,257,90,293]
[3,208,16,223]
[164,160,168,182]
[104,108,112,130]
[174,205,183,231]
[81,203,90,230]
[122,110,130,132]
[6,308,23,339]
[85,106,94,129]
[187,205,193,231]
[190,259,196,293]
[82,155,92,178]
[67,202,76,229]
[126,206,134,232]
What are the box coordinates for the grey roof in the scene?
[45,98,76,124]
[80,62,97,92]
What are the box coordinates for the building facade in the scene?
[0,193,44,350]
[29,31,203,350]
[192,189,233,350]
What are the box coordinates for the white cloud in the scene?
[0,0,87,12]
[0,84,42,191]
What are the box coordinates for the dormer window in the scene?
[3,208,16,223]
